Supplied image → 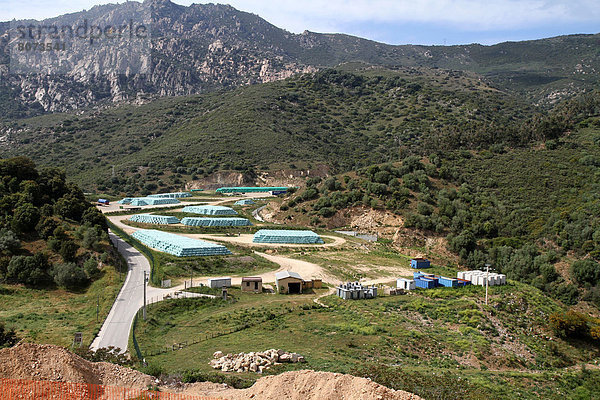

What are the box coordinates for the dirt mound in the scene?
[183,369,422,400]
[0,343,153,389]
[0,345,420,400]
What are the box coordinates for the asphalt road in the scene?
[90,232,212,353]
[90,232,151,353]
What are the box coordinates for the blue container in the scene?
[438,276,458,288]
[415,277,437,289]
[411,258,431,269]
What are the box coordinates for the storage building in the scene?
[397,278,416,291]
[241,277,262,293]
[275,271,304,294]
[208,277,232,288]
[410,258,431,269]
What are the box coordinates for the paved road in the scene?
[90,232,212,353]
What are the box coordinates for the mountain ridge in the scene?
[1,0,598,117]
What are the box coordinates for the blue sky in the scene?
[2,0,599,45]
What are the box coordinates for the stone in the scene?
[213,351,223,359]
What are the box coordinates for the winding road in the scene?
[90,232,213,353]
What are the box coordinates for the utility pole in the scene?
[485,263,491,305]
[143,271,148,320]
[96,294,99,323]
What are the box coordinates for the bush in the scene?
[35,217,59,240]
[6,253,52,286]
[0,321,18,348]
[571,259,600,286]
[52,262,89,289]
[0,229,21,255]
[83,257,99,279]
[59,240,79,262]
[82,228,100,250]
[549,310,599,341]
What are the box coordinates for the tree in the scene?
[35,217,59,240]
[82,227,100,250]
[59,240,78,262]
[81,207,108,231]
[52,262,89,289]
[12,203,40,233]
[571,259,600,286]
[6,253,52,286]
[0,229,21,255]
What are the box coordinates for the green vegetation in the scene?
[1,68,536,193]
[134,284,600,399]
[0,156,124,346]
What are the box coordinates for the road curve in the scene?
[90,232,212,353]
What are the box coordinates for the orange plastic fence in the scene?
[0,379,224,400]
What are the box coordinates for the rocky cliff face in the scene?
[1,0,598,117]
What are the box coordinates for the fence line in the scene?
[0,378,222,400]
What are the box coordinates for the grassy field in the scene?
[134,282,600,399]
[0,264,124,347]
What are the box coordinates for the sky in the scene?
[1,0,599,45]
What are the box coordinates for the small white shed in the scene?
[207,277,231,288]
[397,278,416,291]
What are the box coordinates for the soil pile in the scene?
[183,369,422,400]
[0,343,153,389]
[0,344,421,399]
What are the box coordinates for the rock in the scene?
[279,354,291,362]
[291,353,299,363]
[298,356,306,363]
[213,351,223,359]
[249,363,258,372]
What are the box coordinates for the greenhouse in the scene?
[132,229,232,257]
[234,199,255,206]
[182,205,238,215]
[253,230,324,244]
[116,198,134,204]
[117,197,181,206]
[216,187,289,194]
[129,214,180,225]
[181,217,252,227]
[147,192,192,199]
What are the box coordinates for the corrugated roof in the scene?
[275,271,303,280]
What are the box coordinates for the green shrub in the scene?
[52,262,89,289]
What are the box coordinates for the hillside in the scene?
[0,0,598,116]
[0,68,538,192]
[0,156,124,347]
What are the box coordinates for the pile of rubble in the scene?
[210,349,305,373]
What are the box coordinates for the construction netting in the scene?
[252,229,324,244]
[132,229,232,256]
[181,217,251,227]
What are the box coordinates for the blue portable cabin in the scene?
[415,276,437,289]
[438,276,459,288]
[413,271,433,279]
[410,258,431,269]
[456,278,471,287]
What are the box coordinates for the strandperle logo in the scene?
[14,19,149,44]
[9,5,152,76]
